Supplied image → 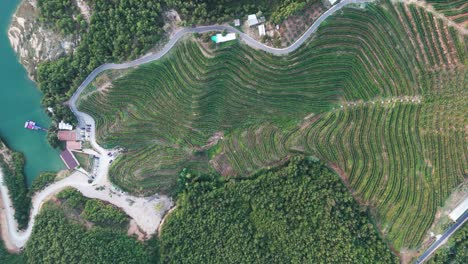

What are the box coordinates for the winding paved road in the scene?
[415,211,468,263]
[69,0,370,118]
[1,0,371,250]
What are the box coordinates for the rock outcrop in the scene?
[8,0,79,80]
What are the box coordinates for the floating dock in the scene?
[24,120,46,131]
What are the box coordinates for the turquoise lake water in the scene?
[1,0,64,184]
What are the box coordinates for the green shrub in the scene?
[81,200,128,226]
[25,203,150,264]
[30,172,56,193]
[56,188,86,209]
[0,142,30,230]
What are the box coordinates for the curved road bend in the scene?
[1,0,372,250]
[416,211,468,264]
[69,0,371,118]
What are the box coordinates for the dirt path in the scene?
[0,168,173,251]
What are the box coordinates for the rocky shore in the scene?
[8,0,79,80]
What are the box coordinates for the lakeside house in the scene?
[60,150,79,170]
[57,130,81,169]
[66,141,82,151]
[58,130,78,141]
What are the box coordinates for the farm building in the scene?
[258,24,266,36]
[247,14,259,26]
[60,150,79,170]
[449,197,468,222]
[211,33,237,43]
[58,130,77,141]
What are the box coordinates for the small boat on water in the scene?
[24,120,47,131]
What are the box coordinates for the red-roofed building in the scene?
[66,141,82,151]
[58,131,77,141]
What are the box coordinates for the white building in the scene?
[258,24,266,36]
[247,14,259,27]
[234,19,240,27]
[328,0,338,5]
[211,33,237,43]
[449,197,468,222]
[59,120,73,130]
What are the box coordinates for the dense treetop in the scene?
[38,0,84,35]
[165,0,318,25]
[0,140,30,230]
[160,157,397,263]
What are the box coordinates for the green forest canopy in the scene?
[24,188,157,264]
[160,157,397,263]
[0,140,30,230]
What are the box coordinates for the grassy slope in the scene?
[79,0,467,250]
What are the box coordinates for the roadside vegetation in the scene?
[24,188,156,263]
[160,157,397,263]
[0,140,30,230]
[29,172,56,193]
[0,140,58,231]
[0,241,24,264]
[165,0,317,25]
[78,0,466,251]
[429,224,467,263]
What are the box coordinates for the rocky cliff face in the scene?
[8,0,79,80]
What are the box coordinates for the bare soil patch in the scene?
[0,196,19,253]
[128,219,147,241]
[279,2,326,47]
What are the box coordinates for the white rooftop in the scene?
[58,120,73,131]
[214,33,237,43]
[234,19,240,27]
[449,197,468,222]
[258,24,266,36]
[248,14,259,27]
[329,0,338,5]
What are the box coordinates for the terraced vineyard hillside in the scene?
[78,0,467,250]
[426,0,467,25]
